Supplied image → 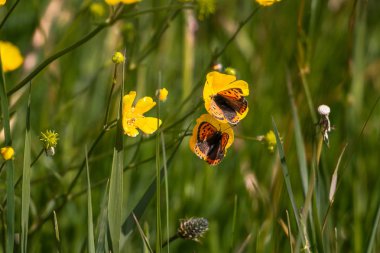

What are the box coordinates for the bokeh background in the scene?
[1,0,380,252]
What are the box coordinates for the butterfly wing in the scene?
[213,88,248,125]
[218,88,248,114]
[205,132,229,165]
[194,122,218,160]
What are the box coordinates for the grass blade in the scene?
[85,146,96,253]
[161,132,170,253]
[53,210,61,252]
[272,117,310,252]
[0,46,15,253]
[366,202,380,253]
[133,213,153,253]
[21,84,32,253]
[120,124,190,247]
[107,78,124,252]
[286,71,308,195]
[96,181,109,253]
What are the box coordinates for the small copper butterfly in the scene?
[189,114,234,165]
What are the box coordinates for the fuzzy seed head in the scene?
[178,217,209,241]
[318,104,330,116]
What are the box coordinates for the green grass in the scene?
[1,0,380,252]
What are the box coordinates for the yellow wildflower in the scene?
[105,0,140,6]
[90,3,105,17]
[264,130,277,152]
[112,52,125,64]
[40,130,59,149]
[122,91,162,137]
[0,0,6,5]
[156,88,168,102]
[0,41,24,72]
[1,146,14,161]
[203,71,249,125]
[256,0,281,7]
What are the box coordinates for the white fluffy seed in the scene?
[318,104,331,116]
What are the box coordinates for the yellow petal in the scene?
[123,91,136,115]
[1,146,14,160]
[205,71,236,95]
[120,0,141,4]
[134,97,156,115]
[134,117,161,135]
[123,124,139,137]
[0,41,24,72]
[256,0,281,6]
[0,0,6,5]
[105,0,120,5]
[157,88,168,101]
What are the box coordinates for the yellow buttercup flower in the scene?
[203,71,249,125]
[122,91,162,137]
[256,0,281,7]
[0,41,24,72]
[105,0,140,6]
[1,146,14,161]
[0,0,6,5]
[156,88,168,102]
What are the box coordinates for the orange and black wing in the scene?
[213,88,248,125]
[193,122,218,160]
[205,132,229,165]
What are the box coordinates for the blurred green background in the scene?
[1,0,380,252]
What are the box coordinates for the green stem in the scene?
[0,0,20,30]
[7,24,109,96]
[104,64,118,126]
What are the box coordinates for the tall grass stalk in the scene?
[272,118,310,252]
[155,74,162,253]
[85,146,96,253]
[0,51,15,253]
[286,71,308,196]
[20,84,32,253]
[161,132,170,253]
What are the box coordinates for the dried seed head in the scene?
[318,104,331,116]
[178,217,209,242]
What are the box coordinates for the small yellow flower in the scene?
[40,130,59,149]
[256,0,281,7]
[1,146,14,161]
[112,52,125,64]
[90,3,105,17]
[122,91,162,137]
[0,41,24,72]
[0,0,6,5]
[105,0,140,6]
[264,130,277,152]
[156,88,168,102]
